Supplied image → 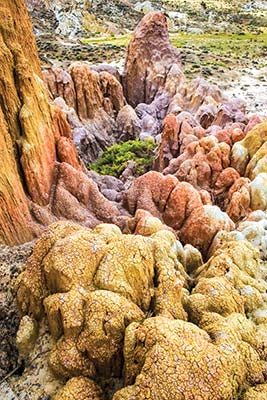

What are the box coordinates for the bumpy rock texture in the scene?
[15,220,267,399]
[123,171,234,255]
[16,221,187,387]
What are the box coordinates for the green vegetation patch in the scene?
[88,140,157,178]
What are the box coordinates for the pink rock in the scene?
[123,12,183,107]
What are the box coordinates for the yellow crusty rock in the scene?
[16,220,187,379]
[53,377,104,400]
[49,336,96,379]
[241,384,267,399]
[113,316,265,400]
[186,276,245,323]
[16,315,38,359]
[16,221,84,319]
[231,120,267,178]
[193,241,267,314]
[46,289,144,378]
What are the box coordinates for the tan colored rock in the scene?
[17,221,187,379]
[193,241,267,315]
[76,290,144,376]
[53,377,104,400]
[16,315,38,359]
[231,120,267,179]
[241,384,267,400]
[186,277,245,323]
[113,315,265,400]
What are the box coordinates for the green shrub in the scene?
[88,140,157,178]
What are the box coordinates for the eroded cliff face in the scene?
[0,0,122,246]
[0,0,53,244]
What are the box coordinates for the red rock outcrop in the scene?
[152,108,262,223]
[153,114,180,172]
[123,171,233,254]
[44,63,125,120]
[123,11,183,107]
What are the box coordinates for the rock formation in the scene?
[2,4,267,399]
[113,314,265,400]
[53,377,105,400]
[15,220,267,399]
[16,221,187,381]
[0,0,59,245]
[43,62,126,164]
[123,11,183,108]
[123,171,234,255]
[0,0,122,246]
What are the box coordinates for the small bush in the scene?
[88,140,157,177]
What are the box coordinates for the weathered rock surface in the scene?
[123,11,183,108]
[53,377,105,400]
[44,63,126,163]
[15,223,267,399]
[0,241,34,381]
[113,314,265,400]
[241,384,267,400]
[123,171,233,254]
[16,221,187,382]
[232,120,267,180]
[0,0,123,246]
[2,5,267,399]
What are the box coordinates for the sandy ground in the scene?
[222,66,267,117]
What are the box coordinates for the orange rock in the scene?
[44,63,125,121]
[154,114,179,172]
[0,0,121,245]
[179,205,234,254]
[0,0,56,243]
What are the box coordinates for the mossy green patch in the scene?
[88,140,157,178]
